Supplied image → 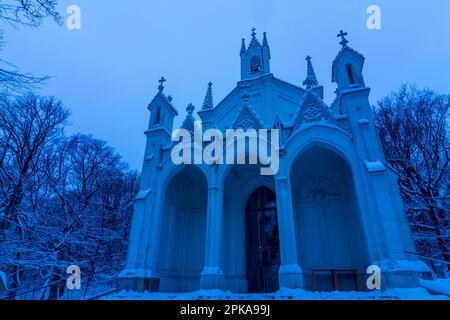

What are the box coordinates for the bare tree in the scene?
[66,134,124,209]
[0,93,69,232]
[0,0,62,93]
[35,134,135,299]
[374,85,450,274]
[0,0,61,27]
[0,56,51,94]
[0,129,138,299]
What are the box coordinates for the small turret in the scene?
[147,77,178,134]
[240,28,271,80]
[332,30,366,91]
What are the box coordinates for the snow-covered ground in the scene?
[103,286,449,300]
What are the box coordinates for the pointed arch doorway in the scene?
[245,187,281,293]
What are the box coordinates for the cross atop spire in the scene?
[337,30,349,47]
[158,76,166,92]
[186,103,195,115]
[303,55,319,89]
[251,27,256,37]
[202,82,214,110]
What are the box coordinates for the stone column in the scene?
[200,168,225,289]
[275,175,304,289]
[118,191,158,292]
[124,200,146,271]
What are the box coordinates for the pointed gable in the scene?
[232,104,265,130]
[292,91,332,128]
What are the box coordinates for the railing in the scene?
[311,268,360,292]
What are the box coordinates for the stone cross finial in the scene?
[306,55,312,62]
[158,77,166,92]
[251,27,256,37]
[186,103,195,115]
[337,30,349,47]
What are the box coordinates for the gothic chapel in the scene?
[118,29,430,293]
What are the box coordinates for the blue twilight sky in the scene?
[3,0,450,169]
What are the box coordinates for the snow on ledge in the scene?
[364,160,386,173]
[377,260,430,273]
[201,267,224,276]
[279,264,302,274]
[118,269,154,279]
[135,189,152,201]
[104,287,448,301]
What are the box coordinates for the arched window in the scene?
[250,56,261,73]
[154,106,161,125]
[346,63,355,85]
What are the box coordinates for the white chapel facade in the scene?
[118,29,430,293]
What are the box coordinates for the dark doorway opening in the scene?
[245,187,281,293]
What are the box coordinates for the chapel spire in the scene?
[240,38,247,56]
[262,32,269,47]
[332,30,366,90]
[147,76,178,135]
[303,55,319,89]
[202,82,214,110]
[262,32,271,60]
[240,28,271,80]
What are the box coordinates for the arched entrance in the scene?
[222,164,277,293]
[156,165,208,292]
[290,146,368,291]
[245,187,281,293]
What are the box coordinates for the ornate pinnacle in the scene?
[202,82,214,110]
[303,55,319,89]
